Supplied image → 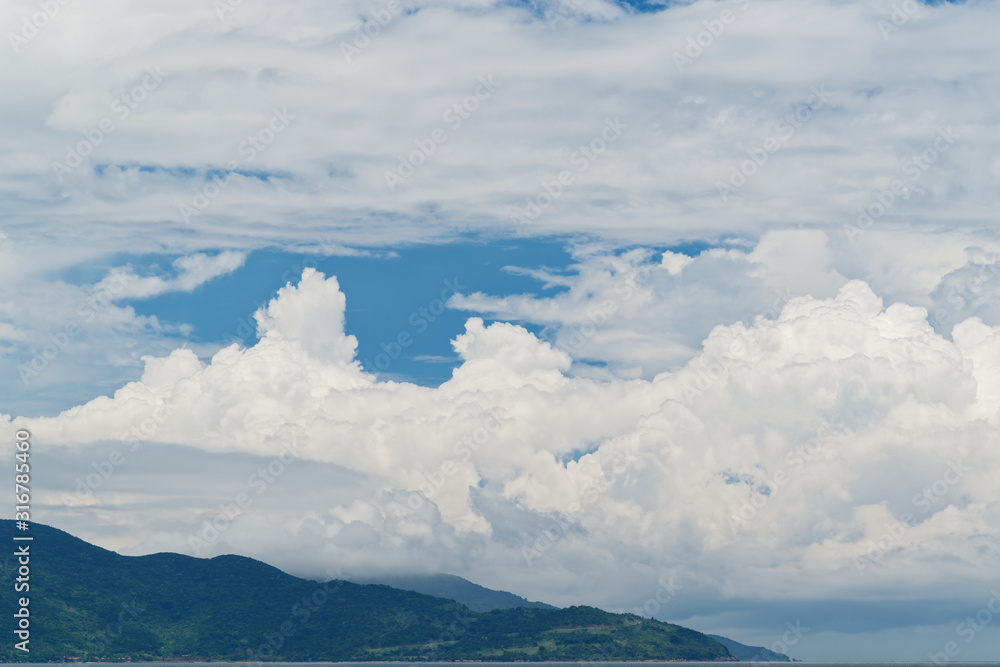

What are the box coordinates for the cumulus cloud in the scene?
[446,233,1000,382]
[8,269,1000,641]
[253,267,358,363]
[3,0,999,416]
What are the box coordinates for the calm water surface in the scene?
[18,663,1000,666]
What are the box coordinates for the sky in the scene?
[2,0,1000,660]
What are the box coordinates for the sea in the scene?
[14,663,1000,666]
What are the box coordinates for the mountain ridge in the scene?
[0,520,734,662]
[359,574,795,661]
[707,634,793,662]
[349,572,557,612]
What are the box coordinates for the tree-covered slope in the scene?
[0,520,733,662]
[707,634,793,661]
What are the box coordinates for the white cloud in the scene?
[447,234,1000,382]
[3,0,999,416]
[4,0,1000,656]
[661,250,694,276]
[747,229,845,299]
[8,269,1000,637]
[0,251,248,416]
[95,251,247,299]
[253,267,358,364]
[1,0,997,256]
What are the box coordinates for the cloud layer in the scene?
[4,0,1000,658]
[2,0,999,251]
[7,268,999,658]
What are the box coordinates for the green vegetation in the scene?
[0,520,733,662]
[707,634,792,662]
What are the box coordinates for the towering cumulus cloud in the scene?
[6,270,998,624]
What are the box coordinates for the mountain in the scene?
[357,575,787,662]
[0,520,734,662]
[351,573,556,612]
[707,634,793,661]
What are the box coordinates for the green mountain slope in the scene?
[352,572,556,612]
[0,520,733,662]
[359,574,782,663]
[358,574,787,663]
[707,634,793,661]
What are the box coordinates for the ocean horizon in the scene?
[9,663,1000,666]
